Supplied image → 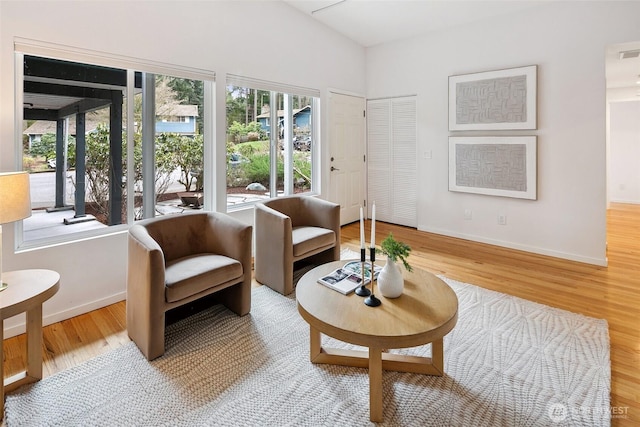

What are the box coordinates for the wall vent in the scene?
[619,49,640,59]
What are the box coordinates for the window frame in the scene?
[14,39,216,250]
[225,75,320,211]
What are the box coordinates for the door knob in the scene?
[331,166,339,171]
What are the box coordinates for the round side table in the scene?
[1,269,60,417]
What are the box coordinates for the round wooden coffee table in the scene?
[296,260,458,422]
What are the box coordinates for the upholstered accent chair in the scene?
[127,212,252,360]
[254,196,340,295]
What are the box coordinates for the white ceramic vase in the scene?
[377,260,404,298]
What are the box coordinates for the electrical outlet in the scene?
[498,214,507,225]
[464,209,472,220]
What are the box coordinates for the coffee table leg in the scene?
[369,347,383,422]
[309,326,321,361]
[432,338,444,374]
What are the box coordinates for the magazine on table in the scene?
[317,261,382,295]
[342,260,382,281]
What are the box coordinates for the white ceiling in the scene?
[283,0,543,48]
[283,0,640,93]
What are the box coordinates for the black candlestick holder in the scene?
[364,247,381,307]
[355,248,371,297]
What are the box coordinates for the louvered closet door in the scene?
[367,100,392,222]
[367,96,417,227]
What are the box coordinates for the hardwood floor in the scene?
[3,203,639,425]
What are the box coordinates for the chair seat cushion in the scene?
[292,226,335,258]
[165,254,243,303]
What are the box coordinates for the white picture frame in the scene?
[449,65,537,131]
[449,136,537,200]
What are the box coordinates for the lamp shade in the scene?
[0,171,32,224]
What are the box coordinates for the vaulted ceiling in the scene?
[283,0,640,93]
[283,0,542,48]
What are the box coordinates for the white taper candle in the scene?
[370,203,376,248]
[360,207,365,249]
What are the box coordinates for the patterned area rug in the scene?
[5,273,610,426]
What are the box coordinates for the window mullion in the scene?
[269,92,278,198]
[203,79,215,211]
[126,70,136,224]
[141,72,156,219]
[284,94,294,195]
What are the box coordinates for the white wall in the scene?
[0,1,365,337]
[366,1,640,266]
[609,100,640,204]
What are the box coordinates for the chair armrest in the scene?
[255,201,293,269]
[127,225,166,298]
[127,224,167,351]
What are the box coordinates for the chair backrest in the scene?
[262,196,306,227]
[140,213,209,263]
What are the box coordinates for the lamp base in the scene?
[0,282,7,292]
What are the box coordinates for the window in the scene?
[21,55,129,243]
[16,45,214,247]
[225,75,319,208]
[134,73,205,220]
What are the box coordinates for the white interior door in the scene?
[327,92,366,225]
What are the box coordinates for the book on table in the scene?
[317,261,382,295]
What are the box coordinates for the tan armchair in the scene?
[255,196,340,295]
[127,212,252,360]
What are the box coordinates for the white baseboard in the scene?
[3,291,126,339]
[609,198,640,205]
[417,225,608,267]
